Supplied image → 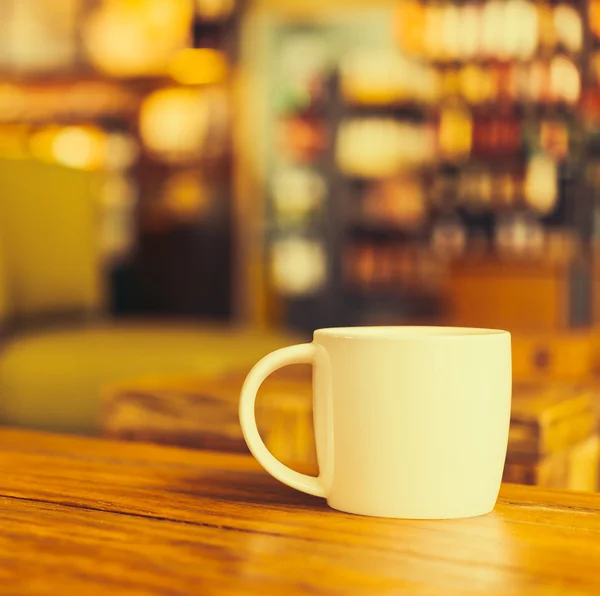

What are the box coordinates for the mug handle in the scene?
[239,343,325,498]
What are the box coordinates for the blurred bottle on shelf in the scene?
[481,0,506,59]
[395,0,581,63]
[528,60,551,104]
[349,242,376,291]
[590,52,600,86]
[495,213,545,257]
[424,3,446,60]
[458,3,481,61]
[554,4,583,54]
[539,120,569,162]
[457,168,497,211]
[458,66,489,105]
[270,236,327,297]
[345,242,444,295]
[336,119,435,178]
[523,153,559,215]
[550,56,581,105]
[438,101,472,162]
[537,2,557,53]
[493,172,520,210]
[340,48,440,106]
[457,168,488,211]
[271,167,326,226]
[360,175,427,231]
[277,116,327,165]
[472,117,522,157]
[429,171,457,210]
[430,214,468,258]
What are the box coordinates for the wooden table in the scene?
[2,430,600,594]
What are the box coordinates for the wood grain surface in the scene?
[2,428,600,595]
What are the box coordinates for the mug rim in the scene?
[314,326,510,340]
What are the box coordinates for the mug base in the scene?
[326,500,496,520]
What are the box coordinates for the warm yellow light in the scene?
[52,127,105,170]
[139,87,211,161]
[168,48,228,86]
[162,170,209,220]
[83,0,193,77]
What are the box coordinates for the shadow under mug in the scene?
[239,326,512,519]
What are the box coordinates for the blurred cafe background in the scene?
[5,0,600,491]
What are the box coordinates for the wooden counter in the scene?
[2,428,600,594]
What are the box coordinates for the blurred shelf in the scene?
[0,74,145,124]
[339,155,526,182]
[142,153,233,168]
[0,69,172,89]
[341,101,430,120]
[406,48,583,68]
[0,68,233,94]
[264,221,327,239]
[263,13,593,332]
[347,224,422,242]
[340,100,578,119]
[467,102,579,118]
[440,154,528,170]
[345,289,442,316]
[340,166,435,181]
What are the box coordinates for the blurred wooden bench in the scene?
[507,383,599,491]
[102,365,316,472]
[511,329,600,383]
[102,371,600,491]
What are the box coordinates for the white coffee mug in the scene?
[239,326,511,519]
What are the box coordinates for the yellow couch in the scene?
[0,159,298,434]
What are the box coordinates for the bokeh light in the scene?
[83,0,193,77]
[168,48,229,86]
[139,87,212,162]
[52,126,105,170]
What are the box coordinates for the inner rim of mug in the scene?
[315,326,508,339]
